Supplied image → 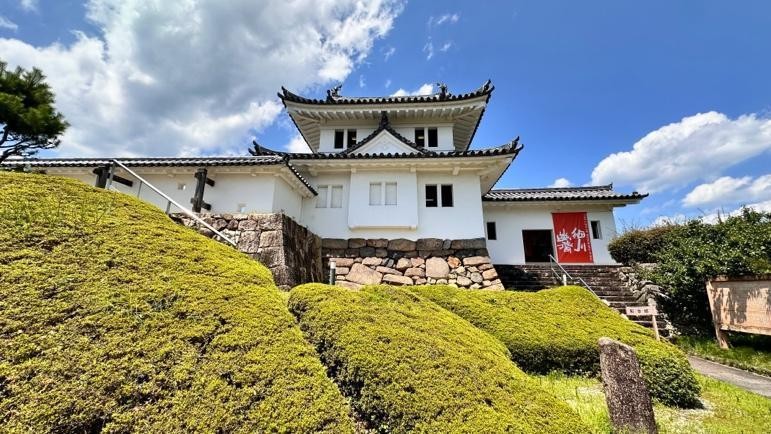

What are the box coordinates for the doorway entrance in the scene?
[522,230,554,263]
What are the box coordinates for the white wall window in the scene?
[385,182,397,205]
[425,184,453,207]
[414,127,438,148]
[317,185,343,208]
[330,185,343,208]
[369,183,382,205]
[316,185,329,208]
[369,182,397,206]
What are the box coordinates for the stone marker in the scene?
[598,337,657,434]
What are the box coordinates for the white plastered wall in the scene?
[483,203,619,265]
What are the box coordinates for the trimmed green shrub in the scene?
[411,285,701,408]
[608,225,674,264]
[288,283,590,433]
[647,210,771,334]
[0,172,354,433]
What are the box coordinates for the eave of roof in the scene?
[278,80,494,105]
[483,184,648,203]
[2,156,317,195]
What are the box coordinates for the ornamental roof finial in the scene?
[326,83,342,101]
[436,82,449,99]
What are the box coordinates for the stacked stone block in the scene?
[173,213,322,290]
[323,237,503,290]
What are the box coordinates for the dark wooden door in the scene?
[522,230,554,263]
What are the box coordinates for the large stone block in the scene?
[348,238,367,249]
[256,246,283,267]
[482,268,498,280]
[382,274,413,286]
[469,272,483,284]
[450,238,487,250]
[404,267,425,278]
[346,263,383,285]
[236,231,260,253]
[362,257,382,266]
[376,266,401,276]
[598,338,657,434]
[395,258,412,271]
[463,256,491,267]
[426,257,450,279]
[258,213,284,230]
[374,248,388,258]
[367,238,388,248]
[238,219,258,231]
[329,257,354,268]
[359,247,375,257]
[322,238,348,250]
[259,230,283,247]
[410,257,425,267]
[456,276,472,287]
[416,238,444,250]
[388,238,417,252]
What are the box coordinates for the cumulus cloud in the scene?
[285,134,312,153]
[0,16,18,31]
[382,46,395,61]
[0,0,403,157]
[548,178,573,188]
[439,41,452,52]
[591,112,771,193]
[391,83,434,97]
[682,174,771,207]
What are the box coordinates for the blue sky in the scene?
[1,0,770,226]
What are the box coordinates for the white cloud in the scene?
[429,13,459,27]
[358,75,366,88]
[423,40,434,60]
[591,112,771,193]
[0,0,403,157]
[383,46,395,61]
[18,0,38,12]
[439,41,452,52]
[682,174,771,207]
[384,78,392,88]
[391,83,433,97]
[548,178,573,188]
[0,16,18,31]
[285,134,312,153]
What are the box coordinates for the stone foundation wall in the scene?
[172,213,322,290]
[322,237,503,290]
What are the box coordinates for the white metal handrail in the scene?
[548,254,599,298]
[109,159,236,247]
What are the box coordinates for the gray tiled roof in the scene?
[2,156,316,194]
[484,185,647,202]
[278,80,494,105]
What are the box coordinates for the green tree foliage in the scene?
[648,209,771,335]
[289,283,590,433]
[0,61,68,162]
[608,225,674,264]
[0,172,354,433]
[412,285,701,408]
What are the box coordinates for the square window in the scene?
[427,128,438,147]
[177,182,187,191]
[440,184,453,207]
[331,186,343,208]
[369,182,382,206]
[347,129,357,147]
[414,128,425,147]
[385,182,397,205]
[316,185,329,208]
[425,185,438,207]
[591,220,602,239]
[486,222,497,240]
[334,130,344,149]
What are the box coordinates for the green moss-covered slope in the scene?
[411,285,701,408]
[288,283,590,433]
[0,172,354,433]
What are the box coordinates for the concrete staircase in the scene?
[496,264,668,335]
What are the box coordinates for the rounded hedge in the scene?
[607,225,674,264]
[0,172,354,433]
[411,285,701,408]
[289,283,590,433]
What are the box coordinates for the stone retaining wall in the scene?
[322,237,503,290]
[172,213,322,290]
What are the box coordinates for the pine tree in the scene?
[0,60,68,162]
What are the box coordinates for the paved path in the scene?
[688,356,771,398]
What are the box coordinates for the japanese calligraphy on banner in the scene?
[551,212,594,263]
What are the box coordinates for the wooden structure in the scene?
[626,305,659,341]
[706,276,771,349]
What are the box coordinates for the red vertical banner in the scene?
[551,212,594,263]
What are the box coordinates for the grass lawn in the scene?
[675,334,771,376]
[537,373,771,433]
